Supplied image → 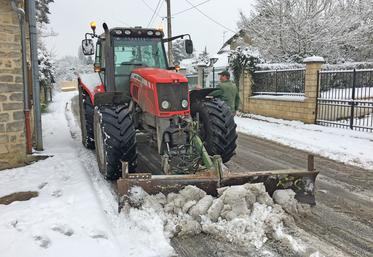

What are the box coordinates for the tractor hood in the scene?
[132,68,188,84]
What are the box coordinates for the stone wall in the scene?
[0,0,26,169]
[243,98,316,123]
[240,59,324,124]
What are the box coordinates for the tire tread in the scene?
[95,105,137,180]
[191,98,237,163]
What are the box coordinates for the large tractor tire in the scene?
[191,98,237,163]
[93,105,137,180]
[78,87,95,149]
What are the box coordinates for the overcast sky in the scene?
[45,0,253,59]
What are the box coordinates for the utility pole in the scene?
[165,0,173,65]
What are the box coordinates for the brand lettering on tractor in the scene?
[131,73,151,87]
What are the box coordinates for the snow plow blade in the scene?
[117,155,318,207]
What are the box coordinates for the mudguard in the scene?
[94,92,132,107]
[189,88,218,104]
[78,73,103,104]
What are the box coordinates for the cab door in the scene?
[94,39,105,86]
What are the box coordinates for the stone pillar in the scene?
[239,70,253,112]
[197,64,206,89]
[303,56,325,124]
[0,0,27,169]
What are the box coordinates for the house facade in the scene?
[0,0,27,169]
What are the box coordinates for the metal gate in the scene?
[316,69,373,132]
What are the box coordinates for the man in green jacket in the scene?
[210,70,240,113]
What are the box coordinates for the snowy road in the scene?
[71,92,373,257]
[73,92,372,256]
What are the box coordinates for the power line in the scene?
[184,0,235,33]
[141,0,164,19]
[173,0,212,16]
[154,0,165,25]
[141,0,157,14]
[147,0,162,27]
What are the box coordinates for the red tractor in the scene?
[78,23,237,180]
[78,23,317,205]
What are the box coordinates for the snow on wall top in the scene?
[256,63,305,71]
[251,95,306,102]
[322,62,373,70]
[303,56,325,63]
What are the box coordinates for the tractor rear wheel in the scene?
[78,87,95,149]
[93,105,137,180]
[191,99,237,163]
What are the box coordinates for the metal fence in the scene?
[317,69,373,132]
[253,68,305,96]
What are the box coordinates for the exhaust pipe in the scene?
[102,23,116,92]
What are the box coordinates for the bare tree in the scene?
[238,0,373,62]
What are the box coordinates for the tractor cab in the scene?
[111,29,168,94]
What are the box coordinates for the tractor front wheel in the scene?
[78,87,95,149]
[93,105,137,180]
[191,99,237,163]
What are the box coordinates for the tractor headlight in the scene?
[181,99,188,109]
[161,100,171,109]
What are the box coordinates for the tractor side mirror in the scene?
[185,39,193,55]
[82,39,94,55]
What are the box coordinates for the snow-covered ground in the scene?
[236,114,373,170]
[2,91,370,257]
[0,91,173,257]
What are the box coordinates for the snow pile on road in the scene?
[235,114,373,170]
[125,184,305,252]
[272,189,311,215]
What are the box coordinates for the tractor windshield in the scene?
[113,37,167,92]
[114,37,167,69]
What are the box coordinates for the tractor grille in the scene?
[157,83,188,111]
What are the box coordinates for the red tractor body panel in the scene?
[132,68,188,84]
[78,73,104,104]
[79,68,190,118]
[130,68,190,118]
